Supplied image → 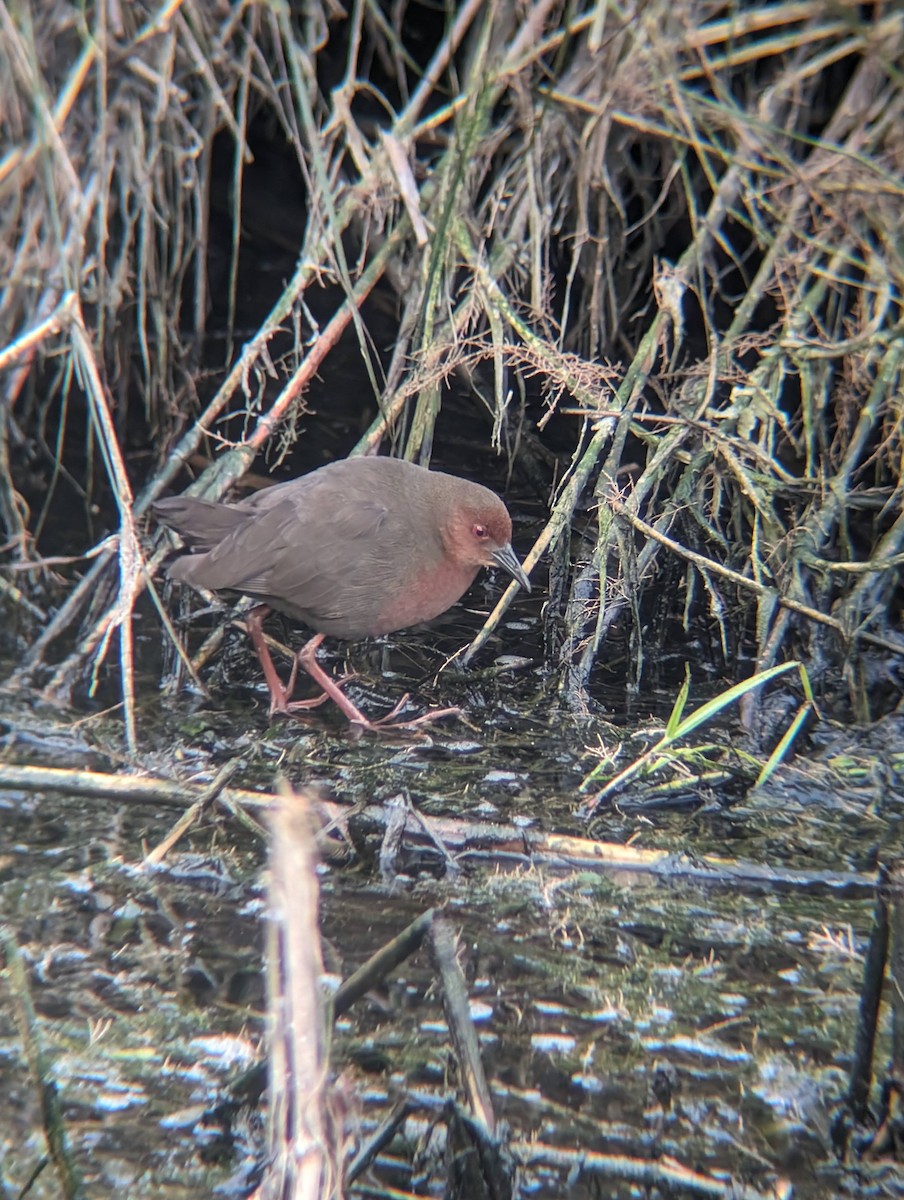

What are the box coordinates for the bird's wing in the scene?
[199,493,391,608]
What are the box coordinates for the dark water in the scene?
[1,605,901,1199]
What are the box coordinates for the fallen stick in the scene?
[0,764,877,897]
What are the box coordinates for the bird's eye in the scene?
[472,524,488,540]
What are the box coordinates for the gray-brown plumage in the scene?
[154,456,530,728]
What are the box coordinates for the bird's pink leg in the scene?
[294,634,377,726]
[244,606,330,715]
[295,635,462,732]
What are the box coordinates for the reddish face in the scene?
[444,503,530,591]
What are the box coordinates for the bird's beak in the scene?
[492,542,531,593]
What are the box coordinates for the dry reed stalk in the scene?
[530,6,904,717]
[1,0,901,735]
[264,786,338,1200]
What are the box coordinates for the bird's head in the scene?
[443,497,531,592]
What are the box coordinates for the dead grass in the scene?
[0,0,902,734]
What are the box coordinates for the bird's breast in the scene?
[373,558,480,636]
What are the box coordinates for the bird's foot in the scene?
[268,688,328,716]
[350,696,465,729]
[293,635,461,734]
[268,672,359,717]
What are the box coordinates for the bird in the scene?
[154,455,531,730]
